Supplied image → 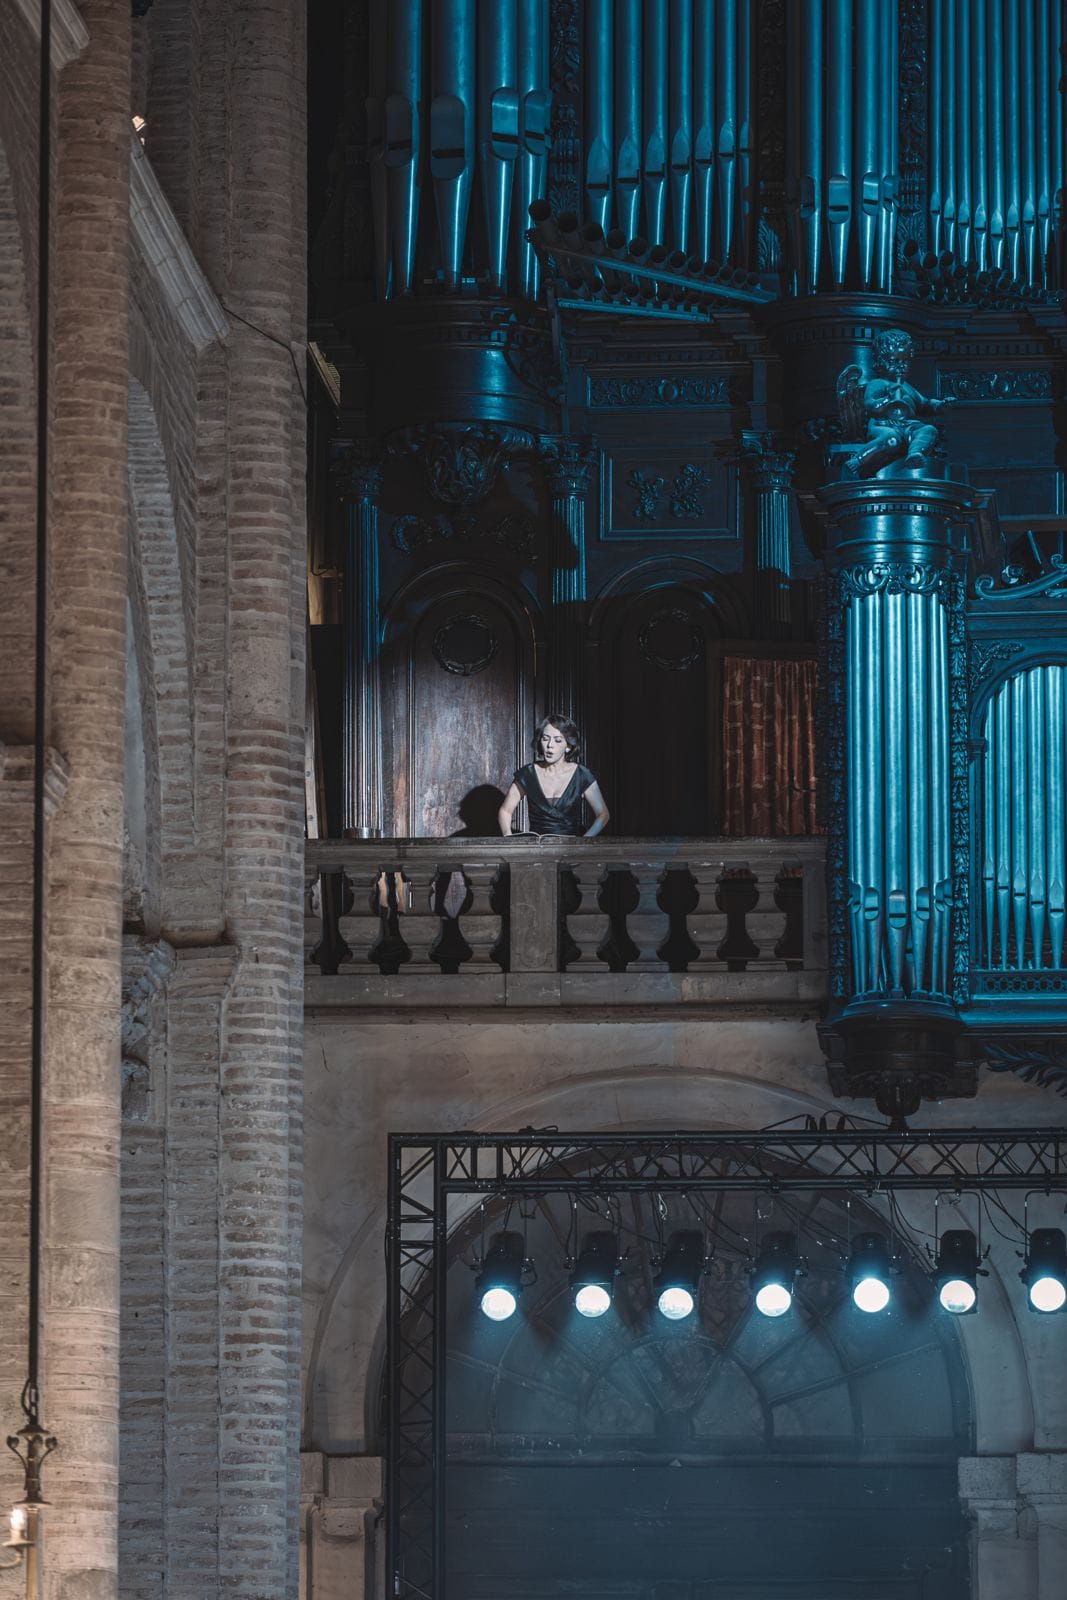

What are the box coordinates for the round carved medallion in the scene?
[638,607,704,672]
[432,613,500,676]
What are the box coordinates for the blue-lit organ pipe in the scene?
[929,0,1064,288]
[785,0,898,294]
[579,0,754,263]
[370,0,551,298]
[980,666,1067,970]
[845,588,951,997]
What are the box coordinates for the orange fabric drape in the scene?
[722,656,820,835]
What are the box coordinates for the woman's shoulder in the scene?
[513,762,535,787]
[576,763,597,790]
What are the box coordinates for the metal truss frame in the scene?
[386,1127,1066,1600]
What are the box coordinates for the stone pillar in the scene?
[1018,1453,1067,1600]
[740,430,795,634]
[341,448,384,837]
[300,1455,383,1600]
[959,1456,1037,1600]
[43,4,131,1595]
[540,438,596,735]
[818,470,980,1117]
[221,0,306,1593]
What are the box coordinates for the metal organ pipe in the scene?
[385,0,423,294]
[981,666,1067,972]
[826,0,853,290]
[615,0,643,242]
[516,0,550,298]
[643,0,669,244]
[585,0,614,233]
[366,0,391,298]
[479,0,518,291]
[430,0,476,288]
[669,0,694,251]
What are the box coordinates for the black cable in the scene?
[24,0,53,1433]
[219,300,308,405]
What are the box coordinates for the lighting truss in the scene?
[386,1127,1066,1600]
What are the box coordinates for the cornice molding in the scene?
[11,0,89,69]
[129,127,229,352]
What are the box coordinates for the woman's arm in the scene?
[498,780,524,835]
[582,780,610,838]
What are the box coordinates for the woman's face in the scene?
[539,724,567,764]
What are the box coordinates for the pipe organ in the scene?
[312,3,1067,1118]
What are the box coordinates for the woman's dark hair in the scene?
[531,713,582,763]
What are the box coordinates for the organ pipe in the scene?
[430,0,476,288]
[643,0,668,244]
[385,0,423,294]
[669,0,693,251]
[981,666,1067,972]
[478,0,518,290]
[846,588,952,999]
[516,0,550,297]
[615,0,643,242]
[931,0,1063,287]
[585,0,614,233]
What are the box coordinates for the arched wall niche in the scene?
[126,377,195,926]
[588,557,747,835]
[380,561,543,837]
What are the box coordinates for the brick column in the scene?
[43,5,130,1597]
[219,1,306,1594]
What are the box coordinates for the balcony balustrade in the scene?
[304,837,827,1010]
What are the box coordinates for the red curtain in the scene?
[722,656,820,836]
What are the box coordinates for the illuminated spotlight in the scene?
[849,1232,893,1313]
[654,1230,705,1321]
[936,1230,979,1315]
[752,1231,797,1318]
[1022,1227,1067,1314]
[476,1230,526,1322]
[570,1230,618,1319]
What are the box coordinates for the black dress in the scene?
[514,762,596,835]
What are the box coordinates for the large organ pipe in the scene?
[930,0,944,254]
[1020,0,1038,283]
[982,675,996,967]
[479,0,518,291]
[1051,0,1064,285]
[971,0,989,270]
[846,589,862,988]
[736,0,755,261]
[1048,668,1066,969]
[1003,0,1021,281]
[956,0,973,264]
[826,0,853,290]
[1036,0,1052,277]
[907,593,930,989]
[987,0,1005,270]
[853,0,879,289]
[430,0,476,288]
[884,590,907,992]
[584,0,613,232]
[715,0,739,265]
[615,0,643,241]
[929,604,950,995]
[877,0,898,294]
[669,0,694,251]
[1010,672,1028,963]
[643,0,669,244]
[994,685,1011,965]
[693,0,715,261]
[516,0,550,298]
[1027,668,1048,962]
[385,0,424,295]
[366,0,391,298]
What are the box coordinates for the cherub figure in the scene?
[837,328,954,478]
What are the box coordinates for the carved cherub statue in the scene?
[837,328,954,478]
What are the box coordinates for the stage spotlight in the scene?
[1022,1228,1067,1313]
[654,1230,704,1320]
[476,1230,525,1321]
[752,1231,797,1318]
[849,1232,893,1313]
[570,1230,618,1319]
[936,1230,979,1314]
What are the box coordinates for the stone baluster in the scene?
[304,866,324,970]
[398,871,444,973]
[337,867,386,972]
[628,860,670,970]
[744,863,789,969]
[687,859,727,971]
[563,858,610,968]
[456,862,502,969]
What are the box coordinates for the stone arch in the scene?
[126,377,195,924]
[0,129,38,741]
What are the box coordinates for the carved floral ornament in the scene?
[432,613,500,677]
[388,423,533,508]
[837,561,950,600]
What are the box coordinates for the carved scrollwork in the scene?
[938,369,1053,402]
[983,1038,1067,1096]
[973,555,1067,603]
[432,614,499,677]
[967,638,1025,695]
[389,423,532,508]
[391,514,452,554]
[587,374,731,408]
[837,561,948,599]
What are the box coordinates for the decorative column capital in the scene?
[740,430,795,490]
[387,422,533,507]
[539,435,598,496]
[332,441,383,500]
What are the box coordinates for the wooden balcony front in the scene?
[305,836,826,1011]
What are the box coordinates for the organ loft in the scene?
[0,3,1065,1599]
